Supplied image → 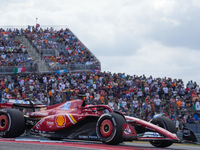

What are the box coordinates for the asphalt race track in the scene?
[0,136,200,150]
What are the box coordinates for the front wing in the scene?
[122,116,179,142]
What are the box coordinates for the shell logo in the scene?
[56,115,66,127]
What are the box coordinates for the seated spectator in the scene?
[50,56,55,62]
[187,116,194,123]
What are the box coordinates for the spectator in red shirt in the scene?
[21,92,26,100]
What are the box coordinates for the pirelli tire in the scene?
[149,115,176,148]
[96,113,126,145]
[0,109,25,138]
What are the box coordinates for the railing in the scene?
[0,64,100,75]
[0,65,38,74]
[49,63,100,72]
[185,123,200,133]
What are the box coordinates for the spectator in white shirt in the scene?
[154,95,161,113]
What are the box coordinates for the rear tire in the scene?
[149,115,176,148]
[0,109,25,138]
[96,113,126,145]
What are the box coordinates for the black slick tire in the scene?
[0,109,25,138]
[149,115,176,148]
[96,113,126,145]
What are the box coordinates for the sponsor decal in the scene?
[72,103,78,110]
[143,132,161,137]
[62,102,71,110]
[23,101,29,104]
[49,132,55,134]
[124,125,132,135]
[78,135,88,139]
[36,119,45,129]
[73,103,77,108]
[123,124,136,136]
[56,115,66,127]
[46,121,54,127]
[153,132,159,137]
[78,135,98,139]
[0,105,12,109]
[39,107,47,111]
[35,124,40,129]
[89,136,98,139]
[15,100,20,103]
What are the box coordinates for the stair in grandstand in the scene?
[17,35,50,73]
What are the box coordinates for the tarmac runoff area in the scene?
[0,136,200,150]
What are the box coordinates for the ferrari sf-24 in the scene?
[0,99,197,148]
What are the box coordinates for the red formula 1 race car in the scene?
[0,99,197,148]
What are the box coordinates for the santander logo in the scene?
[124,125,132,134]
[123,124,136,136]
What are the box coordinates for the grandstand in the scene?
[0,25,101,74]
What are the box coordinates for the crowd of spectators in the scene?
[0,28,36,72]
[24,26,100,70]
[0,71,199,125]
[0,26,199,127]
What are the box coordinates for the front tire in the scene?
[0,109,25,138]
[149,115,176,148]
[150,140,173,148]
[96,113,126,145]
